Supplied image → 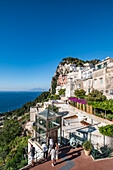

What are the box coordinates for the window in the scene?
[84,81,86,87]
[89,81,91,86]
[100,78,103,84]
[112,77,113,83]
[106,90,108,93]
[110,90,113,95]
[71,84,74,90]
[103,62,107,67]
[101,90,103,94]
[94,79,97,85]
[97,65,102,69]
[88,89,90,93]
[78,83,81,89]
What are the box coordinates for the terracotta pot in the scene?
[84,150,91,156]
[85,125,89,127]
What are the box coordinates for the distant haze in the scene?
[30,88,47,91]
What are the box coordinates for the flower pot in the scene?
[84,150,91,156]
[85,125,89,127]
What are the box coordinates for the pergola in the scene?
[35,108,62,146]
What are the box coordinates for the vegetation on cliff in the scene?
[0,91,50,168]
[51,72,60,94]
[61,57,100,66]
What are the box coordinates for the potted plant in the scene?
[83,140,92,156]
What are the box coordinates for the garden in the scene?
[69,89,113,122]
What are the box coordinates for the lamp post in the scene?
[89,116,93,141]
[89,123,91,141]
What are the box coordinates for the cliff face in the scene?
[51,57,100,94]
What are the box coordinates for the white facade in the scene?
[30,107,38,122]
[57,57,113,99]
[82,68,93,80]
[65,70,82,97]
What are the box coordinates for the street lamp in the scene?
[89,117,93,141]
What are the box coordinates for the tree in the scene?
[86,90,106,102]
[99,124,113,136]
[74,89,86,98]
[35,91,50,103]
[87,100,111,118]
[46,105,59,113]
[59,89,65,96]
[0,119,22,163]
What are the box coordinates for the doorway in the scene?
[49,129,58,144]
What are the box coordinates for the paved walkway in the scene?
[24,146,113,170]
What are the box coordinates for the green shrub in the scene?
[59,89,65,96]
[83,140,92,151]
[99,124,113,136]
[107,114,113,121]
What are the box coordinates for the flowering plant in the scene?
[69,97,87,104]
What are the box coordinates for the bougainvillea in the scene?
[69,98,87,104]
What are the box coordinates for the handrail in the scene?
[28,150,43,164]
[91,147,111,160]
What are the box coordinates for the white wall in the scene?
[28,139,43,165]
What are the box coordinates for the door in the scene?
[50,129,58,144]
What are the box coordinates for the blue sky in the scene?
[0,0,113,91]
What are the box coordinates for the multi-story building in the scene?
[82,67,94,94]
[83,78,93,94]
[57,63,76,75]
[56,57,113,99]
[66,68,84,97]
[93,57,113,99]
[57,75,67,86]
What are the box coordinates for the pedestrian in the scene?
[49,137,53,152]
[49,137,53,153]
[55,143,59,161]
[42,142,48,160]
[50,146,56,166]
[28,144,35,167]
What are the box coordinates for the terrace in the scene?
[23,145,113,170]
[21,102,113,169]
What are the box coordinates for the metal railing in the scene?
[28,150,43,165]
[91,147,111,160]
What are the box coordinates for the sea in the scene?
[0,91,42,113]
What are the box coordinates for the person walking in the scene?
[50,146,56,166]
[28,144,35,167]
[55,143,59,161]
[49,137,53,153]
[42,142,48,160]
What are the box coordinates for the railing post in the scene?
[83,104,85,111]
[35,114,37,141]
[77,102,78,109]
[80,103,81,110]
